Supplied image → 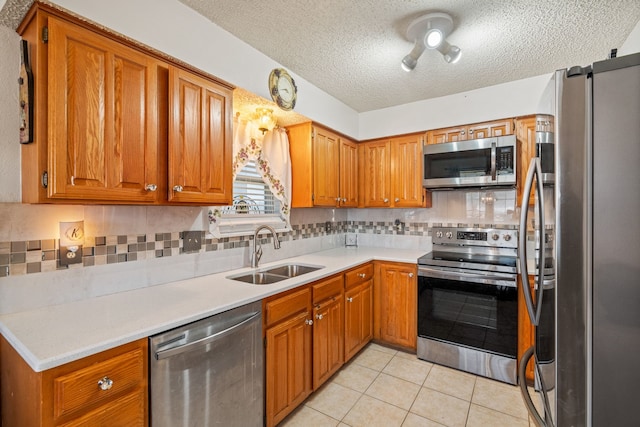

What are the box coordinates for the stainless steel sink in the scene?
[228,272,288,285]
[263,264,322,278]
[227,263,324,285]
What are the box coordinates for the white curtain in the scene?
[229,117,292,224]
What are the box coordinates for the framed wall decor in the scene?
[19,39,34,144]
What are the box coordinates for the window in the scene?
[225,161,281,215]
[209,160,289,237]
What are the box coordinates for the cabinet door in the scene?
[48,16,159,202]
[361,140,392,207]
[265,311,312,427]
[391,134,424,207]
[427,126,467,144]
[313,296,344,389]
[168,66,232,204]
[516,116,537,207]
[518,275,536,383]
[339,138,358,207]
[376,262,417,350]
[312,126,340,206]
[467,119,513,140]
[345,280,373,362]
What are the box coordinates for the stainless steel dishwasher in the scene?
[149,300,263,427]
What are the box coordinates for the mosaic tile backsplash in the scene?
[0,221,382,277]
[0,217,521,278]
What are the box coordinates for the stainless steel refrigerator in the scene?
[518,52,640,427]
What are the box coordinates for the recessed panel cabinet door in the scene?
[392,134,423,207]
[47,16,159,202]
[376,262,417,350]
[312,127,340,206]
[168,67,232,204]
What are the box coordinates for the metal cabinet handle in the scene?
[342,198,347,202]
[461,130,466,135]
[383,198,389,203]
[394,198,400,203]
[305,319,313,326]
[145,184,157,192]
[335,197,341,202]
[358,273,366,278]
[409,273,414,278]
[347,297,353,303]
[97,376,113,391]
[469,129,474,135]
[316,314,323,320]
[173,185,183,192]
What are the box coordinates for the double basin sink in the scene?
[227,263,324,285]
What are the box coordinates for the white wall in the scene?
[0,25,20,202]
[50,0,360,138]
[620,19,640,56]
[357,73,552,140]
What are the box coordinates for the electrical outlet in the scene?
[183,231,202,252]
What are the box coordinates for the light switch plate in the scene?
[183,231,202,252]
[345,233,358,247]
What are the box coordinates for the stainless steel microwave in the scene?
[423,135,518,189]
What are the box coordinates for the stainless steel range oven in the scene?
[417,227,519,384]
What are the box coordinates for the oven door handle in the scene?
[418,266,516,287]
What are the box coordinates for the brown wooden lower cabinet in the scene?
[344,264,374,362]
[518,275,536,382]
[312,275,345,389]
[374,261,417,351]
[263,286,313,427]
[0,336,148,427]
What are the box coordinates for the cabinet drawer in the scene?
[265,286,311,327]
[59,389,146,427]
[312,275,344,304]
[345,263,373,288]
[54,348,145,419]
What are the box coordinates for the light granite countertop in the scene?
[0,247,427,372]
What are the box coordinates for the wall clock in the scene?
[269,68,297,111]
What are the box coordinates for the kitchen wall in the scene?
[0,2,638,316]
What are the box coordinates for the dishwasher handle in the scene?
[155,311,260,360]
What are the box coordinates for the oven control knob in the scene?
[445,232,453,239]
[492,233,500,241]
[436,231,443,238]
[504,234,512,241]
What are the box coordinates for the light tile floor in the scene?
[281,343,536,427]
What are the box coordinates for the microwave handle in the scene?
[491,142,497,180]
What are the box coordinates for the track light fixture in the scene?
[401,12,461,71]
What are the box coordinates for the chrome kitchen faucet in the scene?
[251,225,281,268]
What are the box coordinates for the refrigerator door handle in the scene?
[518,157,545,325]
[519,346,554,427]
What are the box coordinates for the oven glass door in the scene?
[418,274,518,358]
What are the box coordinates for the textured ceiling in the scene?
[180,0,640,113]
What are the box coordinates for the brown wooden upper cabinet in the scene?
[288,122,358,208]
[359,133,430,208]
[515,114,553,207]
[425,118,514,145]
[167,67,233,204]
[18,3,233,205]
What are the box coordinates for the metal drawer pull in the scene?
[145,184,157,192]
[409,273,414,278]
[358,273,366,278]
[346,297,353,303]
[316,314,323,320]
[305,319,313,326]
[173,185,183,192]
[97,376,113,391]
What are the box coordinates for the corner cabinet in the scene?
[167,67,233,204]
[0,336,148,427]
[359,133,430,208]
[374,261,417,350]
[18,3,233,205]
[288,122,358,208]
